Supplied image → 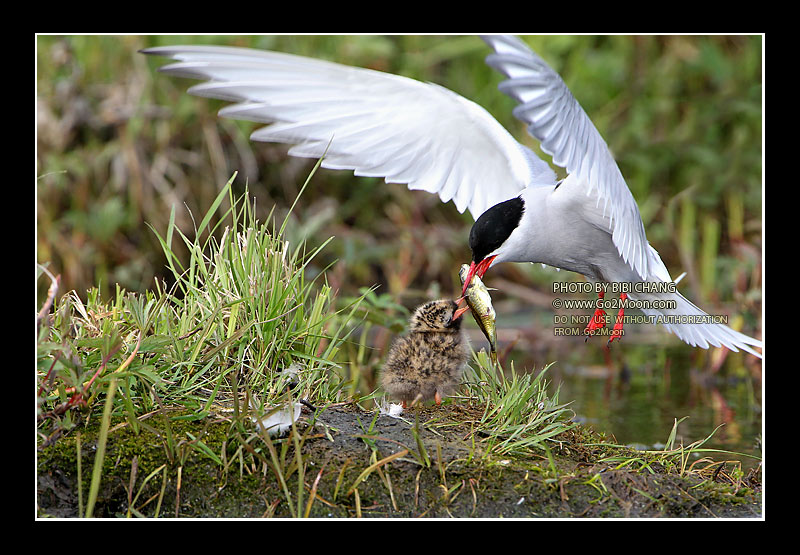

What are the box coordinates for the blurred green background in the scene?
[36,34,762,309]
[36,34,763,460]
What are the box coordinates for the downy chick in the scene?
[382,299,469,407]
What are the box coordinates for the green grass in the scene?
[461,352,574,457]
[588,415,762,491]
[37,165,371,476]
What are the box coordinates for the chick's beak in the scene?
[452,298,470,321]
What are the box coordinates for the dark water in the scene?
[549,353,762,468]
[467,306,763,470]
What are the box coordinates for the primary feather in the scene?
[481,35,651,280]
[143,44,555,220]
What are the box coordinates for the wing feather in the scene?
[143,44,556,220]
[482,35,652,279]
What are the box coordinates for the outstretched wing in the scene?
[481,35,652,279]
[143,44,557,219]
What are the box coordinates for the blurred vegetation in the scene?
[36,35,762,361]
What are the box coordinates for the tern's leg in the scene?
[434,391,442,406]
[607,293,628,345]
[585,291,607,339]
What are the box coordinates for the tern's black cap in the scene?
[468,196,524,263]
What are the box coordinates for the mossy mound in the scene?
[37,403,761,518]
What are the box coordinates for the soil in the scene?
[37,402,762,518]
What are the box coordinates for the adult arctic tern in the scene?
[142,35,763,358]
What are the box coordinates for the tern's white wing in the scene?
[481,35,652,280]
[143,44,557,220]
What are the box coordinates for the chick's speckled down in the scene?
[382,300,469,406]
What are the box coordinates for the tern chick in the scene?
[382,299,469,407]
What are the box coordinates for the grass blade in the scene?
[85,378,118,518]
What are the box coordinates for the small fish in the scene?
[458,264,498,364]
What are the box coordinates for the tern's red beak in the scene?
[459,255,496,297]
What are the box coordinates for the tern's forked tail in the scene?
[631,288,762,358]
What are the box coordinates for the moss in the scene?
[38,405,761,518]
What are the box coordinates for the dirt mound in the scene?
[37,403,761,518]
